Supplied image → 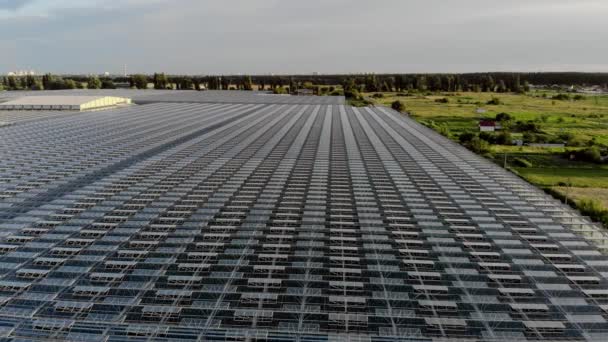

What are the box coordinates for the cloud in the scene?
[0,0,32,11]
[1,0,607,74]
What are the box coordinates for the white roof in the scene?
[0,96,118,106]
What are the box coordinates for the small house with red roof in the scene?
[479,120,501,132]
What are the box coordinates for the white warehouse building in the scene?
[0,96,131,111]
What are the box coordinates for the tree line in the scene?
[0,74,116,90]
[2,72,607,92]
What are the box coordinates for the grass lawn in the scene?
[513,167,608,188]
[553,187,608,208]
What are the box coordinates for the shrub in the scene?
[63,79,77,89]
[435,97,449,103]
[486,97,501,105]
[512,157,533,168]
[495,112,511,122]
[273,87,288,94]
[458,132,476,144]
[479,132,496,144]
[437,124,451,138]
[523,132,552,143]
[515,120,541,132]
[552,93,570,101]
[371,93,385,98]
[101,79,116,89]
[344,89,360,99]
[349,98,373,107]
[573,94,586,101]
[578,199,603,214]
[522,132,535,143]
[495,131,512,145]
[30,82,44,90]
[588,137,597,147]
[575,146,602,163]
[468,136,490,154]
[558,132,587,147]
[391,100,405,112]
[577,199,608,226]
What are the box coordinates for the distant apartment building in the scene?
[7,70,36,76]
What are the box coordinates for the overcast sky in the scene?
[1,0,606,74]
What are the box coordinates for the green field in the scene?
[513,167,608,188]
[370,91,608,144]
[366,91,608,225]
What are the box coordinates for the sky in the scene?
[1,0,607,74]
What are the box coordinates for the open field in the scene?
[369,91,608,144]
[553,187,608,208]
[513,167,608,188]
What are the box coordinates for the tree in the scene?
[385,77,395,92]
[273,86,288,94]
[180,77,194,90]
[459,132,476,143]
[131,74,148,89]
[7,76,21,90]
[87,76,102,89]
[577,147,602,163]
[101,79,116,89]
[48,78,65,90]
[495,130,512,145]
[64,79,77,89]
[495,112,512,122]
[487,75,495,92]
[289,77,296,94]
[391,100,405,112]
[193,77,202,90]
[153,73,168,89]
[207,77,219,90]
[24,75,36,89]
[42,73,53,89]
[242,75,253,91]
[415,75,426,91]
[342,78,356,94]
[429,75,442,91]
[497,79,507,93]
[468,136,490,154]
[513,74,522,93]
[515,120,541,133]
[364,75,378,92]
[220,77,230,90]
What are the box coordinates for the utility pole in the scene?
[564,183,568,206]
